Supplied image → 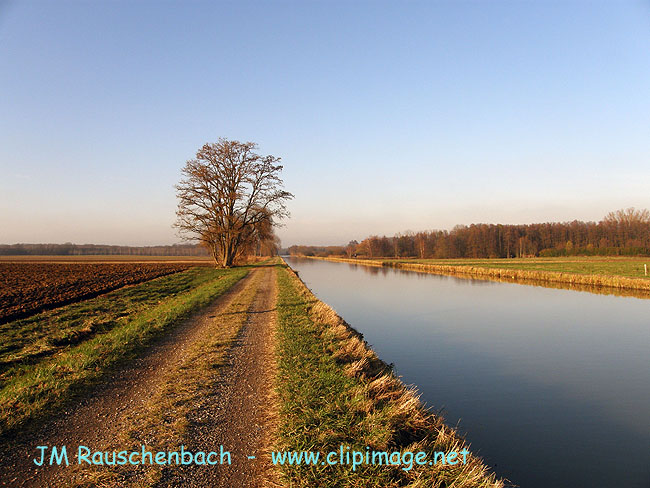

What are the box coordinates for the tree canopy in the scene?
[289,208,650,259]
[175,139,293,267]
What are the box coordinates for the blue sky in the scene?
[1,0,650,246]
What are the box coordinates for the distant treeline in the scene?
[0,243,209,256]
[289,208,650,259]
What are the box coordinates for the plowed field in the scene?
[0,263,190,324]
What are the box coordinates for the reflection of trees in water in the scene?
[350,263,389,276]
[290,256,650,300]
[486,275,650,299]
[345,259,650,299]
[392,266,650,299]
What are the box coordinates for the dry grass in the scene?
[394,262,650,293]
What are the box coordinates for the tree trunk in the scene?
[222,240,235,268]
[210,245,220,268]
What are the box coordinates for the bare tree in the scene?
[602,207,650,248]
[345,240,358,258]
[175,139,293,267]
[603,207,650,226]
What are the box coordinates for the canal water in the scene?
[284,257,650,488]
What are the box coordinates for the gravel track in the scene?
[157,265,279,488]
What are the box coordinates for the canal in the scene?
[284,257,650,488]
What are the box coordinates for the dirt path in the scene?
[158,265,279,488]
[1,266,279,488]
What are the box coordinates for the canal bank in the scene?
[274,260,505,487]
[284,256,650,488]
[305,256,650,298]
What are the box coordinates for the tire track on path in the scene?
[157,265,279,488]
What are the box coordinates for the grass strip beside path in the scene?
[274,263,504,488]
[0,266,249,437]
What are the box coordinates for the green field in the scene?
[391,257,650,280]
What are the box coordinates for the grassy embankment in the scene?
[274,262,504,488]
[312,256,650,294]
[0,266,249,437]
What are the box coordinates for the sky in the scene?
[1,0,650,247]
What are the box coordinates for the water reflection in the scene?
[285,257,650,488]
[330,258,650,299]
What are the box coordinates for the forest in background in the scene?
[0,243,210,256]
[288,208,650,259]
[0,240,280,258]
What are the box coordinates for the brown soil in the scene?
[0,266,279,488]
[0,262,191,324]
